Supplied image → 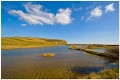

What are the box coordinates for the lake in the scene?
[1,46,116,79]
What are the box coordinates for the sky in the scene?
[1,1,119,44]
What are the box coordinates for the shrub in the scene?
[105,46,119,64]
[85,68,119,79]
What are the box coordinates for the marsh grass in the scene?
[69,45,119,63]
[41,53,55,57]
[69,45,119,79]
[84,68,119,79]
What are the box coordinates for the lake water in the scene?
[1,46,116,79]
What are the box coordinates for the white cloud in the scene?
[84,3,115,22]
[90,6,103,17]
[86,6,103,21]
[8,2,72,25]
[9,10,43,25]
[55,8,72,25]
[105,3,115,13]
[21,24,27,26]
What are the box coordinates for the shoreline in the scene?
[1,45,66,50]
[1,37,67,50]
[69,45,119,65]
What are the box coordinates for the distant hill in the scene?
[1,37,67,49]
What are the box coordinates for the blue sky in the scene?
[1,1,119,44]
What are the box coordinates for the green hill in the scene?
[1,37,67,49]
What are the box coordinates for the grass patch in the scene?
[69,45,119,79]
[84,68,119,79]
[41,53,55,57]
[69,45,119,64]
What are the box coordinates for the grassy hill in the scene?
[1,37,67,49]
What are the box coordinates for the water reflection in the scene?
[71,66,103,74]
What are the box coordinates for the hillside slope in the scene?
[1,37,67,49]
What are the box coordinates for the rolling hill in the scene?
[1,37,67,49]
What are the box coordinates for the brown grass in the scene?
[41,53,55,57]
[84,68,119,79]
[1,37,67,49]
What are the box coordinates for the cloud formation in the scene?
[8,2,72,25]
[55,8,72,25]
[105,3,115,13]
[90,6,103,17]
[85,3,116,21]
[87,6,103,21]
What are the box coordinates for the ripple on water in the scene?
[1,46,116,79]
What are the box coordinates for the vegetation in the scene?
[69,45,119,79]
[69,45,108,57]
[1,37,67,49]
[69,45,80,50]
[41,53,55,57]
[69,45,119,64]
[85,44,118,49]
[68,44,118,49]
[84,68,119,79]
[105,46,119,65]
